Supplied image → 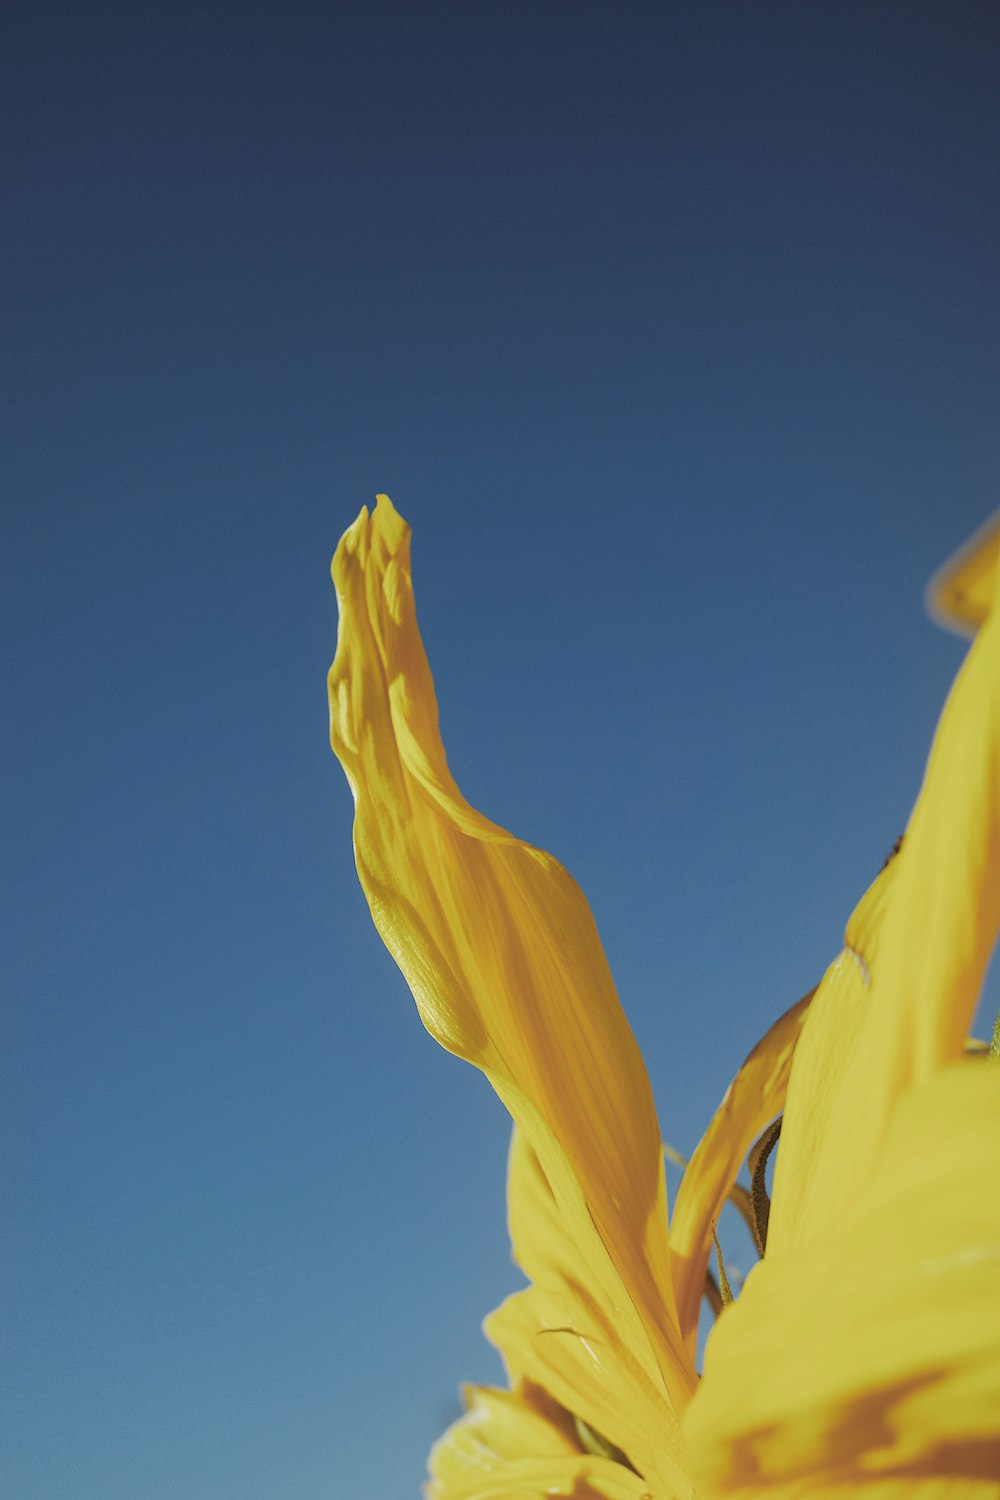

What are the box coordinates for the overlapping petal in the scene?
[764,862,899,1257]
[331,498,1000,1500]
[686,547,1000,1494]
[767,557,1000,1256]
[704,1475,1000,1499]
[482,1128,690,1496]
[427,1380,578,1498]
[328,497,693,1420]
[428,1380,653,1498]
[684,1064,1000,1495]
[668,990,814,1351]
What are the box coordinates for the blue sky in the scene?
[3,3,998,1496]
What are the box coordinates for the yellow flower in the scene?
[328,496,1000,1499]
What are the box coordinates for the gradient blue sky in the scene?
[3,4,998,1496]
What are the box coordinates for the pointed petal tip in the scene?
[330,502,370,580]
[330,495,411,585]
[372,491,411,553]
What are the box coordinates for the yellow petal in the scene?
[434,1453,657,1500]
[926,510,1000,636]
[869,584,1000,1101]
[668,990,814,1351]
[765,861,898,1254]
[683,1063,1000,1493]
[705,1479,1000,1499]
[703,1478,1000,1499]
[481,1129,690,1497]
[427,1381,579,1498]
[768,554,1000,1252]
[427,1378,665,1499]
[328,497,692,1409]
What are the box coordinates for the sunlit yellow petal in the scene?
[333,501,1000,1500]
[861,584,1000,1115]
[434,1453,656,1500]
[684,1064,1000,1493]
[328,496,692,1411]
[427,1380,579,1499]
[712,1477,1000,1499]
[482,1129,690,1496]
[484,1288,691,1499]
[769,557,1000,1251]
[668,990,813,1350]
[427,1378,661,1498]
[765,860,898,1254]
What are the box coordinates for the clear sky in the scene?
[3,3,998,1497]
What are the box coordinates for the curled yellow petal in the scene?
[668,990,814,1352]
[328,496,692,1412]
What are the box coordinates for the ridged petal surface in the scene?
[328,497,693,1424]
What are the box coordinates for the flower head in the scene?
[329,496,1000,1499]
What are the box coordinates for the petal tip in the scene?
[372,492,411,554]
[926,508,1000,636]
[331,502,370,580]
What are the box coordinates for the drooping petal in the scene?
[328,497,692,1411]
[668,990,814,1351]
[683,1063,1000,1494]
[767,551,1000,1254]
